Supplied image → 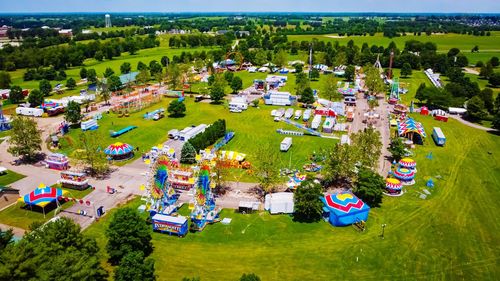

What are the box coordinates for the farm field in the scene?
[84,114,500,280]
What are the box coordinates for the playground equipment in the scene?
[389,77,400,102]
[59,171,89,190]
[110,126,137,138]
[111,85,163,113]
[190,164,220,232]
[281,118,321,137]
[0,101,11,131]
[321,192,370,227]
[45,153,69,170]
[144,154,180,216]
[385,178,403,196]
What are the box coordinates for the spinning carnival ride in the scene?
[190,164,220,231]
[144,154,179,215]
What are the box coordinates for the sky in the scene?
[1,0,499,13]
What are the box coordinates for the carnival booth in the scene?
[397,118,427,145]
[151,213,188,237]
[399,158,417,170]
[104,142,134,161]
[18,184,68,217]
[393,167,416,185]
[385,178,403,196]
[59,171,89,190]
[45,153,69,170]
[321,192,370,226]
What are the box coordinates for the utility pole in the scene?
[380,223,387,239]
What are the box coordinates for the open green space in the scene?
[58,96,336,175]
[84,114,500,280]
[0,170,25,187]
[0,186,94,229]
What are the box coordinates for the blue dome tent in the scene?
[321,192,370,226]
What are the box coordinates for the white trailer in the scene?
[303,109,312,121]
[264,192,294,214]
[15,107,43,117]
[280,137,292,152]
[284,108,294,119]
[311,115,322,130]
[294,110,302,120]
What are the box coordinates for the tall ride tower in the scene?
[105,14,112,28]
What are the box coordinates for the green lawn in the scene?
[0,170,25,187]
[0,186,94,229]
[84,114,500,280]
[58,97,336,177]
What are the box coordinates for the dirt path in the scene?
[0,223,26,236]
[448,115,494,131]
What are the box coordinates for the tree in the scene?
[104,67,115,78]
[66,77,76,89]
[167,63,182,90]
[310,68,320,80]
[354,168,385,207]
[39,79,52,96]
[480,63,494,79]
[364,65,385,96]
[322,75,340,101]
[149,60,163,77]
[167,99,186,117]
[490,56,500,67]
[324,143,358,188]
[293,180,324,222]
[210,74,226,104]
[137,61,148,71]
[28,89,44,107]
[94,50,104,61]
[8,85,24,104]
[253,143,280,194]
[240,273,261,281]
[136,69,150,85]
[466,96,487,120]
[99,81,111,105]
[64,101,82,125]
[74,131,109,176]
[80,67,88,79]
[401,63,413,77]
[160,56,170,67]
[479,88,494,113]
[294,72,310,96]
[415,83,427,102]
[294,64,303,73]
[114,251,156,281]
[0,218,108,281]
[87,69,97,84]
[492,112,500,130]
[120,62,132,74]
[351,127,382,170]
[0,71,12,89]
[334,51,347,67]
[224,71,234,83]
[299,87,315,105]
[273,49,288,67]
[180,142,197,164]
[344,65,355,82]
[0,228,14,250]
[7,116,41,161]
[488,72,500,87]
[230,76,243,94]
[388,137,406,162]
[106,208,153,265]
[108,75,123,91]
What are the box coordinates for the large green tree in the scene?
[324,143,358,188]
[8,116,42,161]
[180,141,197,164]
[489,72,500,87]
[167,99,186,117]
[322,75,340,101]
[351,127,382,170]
[401,63,413,77]
[66,77,77,89]
[388,137,406,162]
[120,62,132,74]
[27,89,44,107]
[64,101,82,125]
[0,228,14,250]
[273,49,288,67]
[293,180,324,222]
[8,85,24,104]
[104,67,115,78]
[106,208,153,265]
[466,96,487,120]
[0,71,11,89]
[210,74,227,104]
[167,63,182,90]
[354,168,385,207]
[364,64,385,96]
[108,75,123,91]
[294,72,310,96]
[0,218,108,281]
[253,143,281,193]
[344,65,355,82]
[39,79,52,96]
[114,251,156,281]
[230,76,243,94]
[299,87,315,105]
[74,131,109,176]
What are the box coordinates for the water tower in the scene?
[105,14,112,28]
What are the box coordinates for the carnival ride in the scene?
[189,164,221,232]
[144,154,180,216]
[0,101,11,132]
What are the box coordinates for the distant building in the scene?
[0,25,10,38]
[81,29,93,34]
[58,29,73,37]
[216,30,229,35]
[235,31,250,37]
[105,14,112,28]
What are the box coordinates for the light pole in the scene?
[380,224,387,239]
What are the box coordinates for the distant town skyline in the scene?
[1,0,500,13]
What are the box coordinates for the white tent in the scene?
[264,192,294,214]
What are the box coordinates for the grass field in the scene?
[83,114,500,280]
[0,186,94,229]
[58,96,336,177]
[0,170,25,187]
